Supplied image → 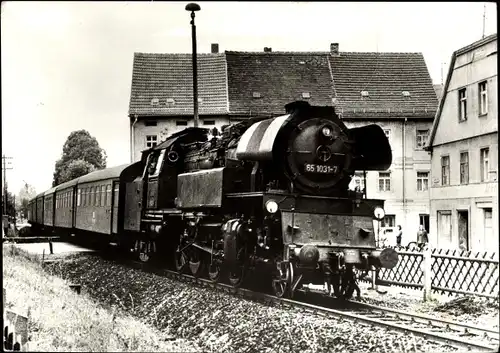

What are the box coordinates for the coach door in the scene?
[111,182,119,234]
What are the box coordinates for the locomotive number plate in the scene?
[304,164,337,174]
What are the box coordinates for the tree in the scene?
[52,130,107,186]
[16,183,37,219]
[2,191,16,217]
[60,159,96,184]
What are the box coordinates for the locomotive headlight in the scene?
[373,206,385,220]
[265,200,279,214]
[321,125,334,138]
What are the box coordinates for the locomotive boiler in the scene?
[134,100,398,298]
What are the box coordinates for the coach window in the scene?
[113,184,119,206]
[96,185,101,206]
[101,185,106,207]
[77,189,82,206]
[106,185,112,206]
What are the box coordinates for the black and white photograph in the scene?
[2,1,498,352]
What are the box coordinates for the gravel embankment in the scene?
[43,253,463,353]
[356,281,499,330]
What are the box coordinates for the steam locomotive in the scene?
[28,101,398,299]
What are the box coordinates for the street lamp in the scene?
[186,2,201,128]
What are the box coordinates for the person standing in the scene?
[396,225,402,247]
[417,225,429,249]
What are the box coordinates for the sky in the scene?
[1,1,497,197]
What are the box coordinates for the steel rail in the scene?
[117,257,498,352]
[344,299,499,339]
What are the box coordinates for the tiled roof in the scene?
[225,52,334,115]
[128,53,229,116]
[329,52,438,118]
[129,50,438,119]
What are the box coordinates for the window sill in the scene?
[479,113,488,118]
[458,118,468,123]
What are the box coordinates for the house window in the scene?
[460,152,469,184]
[381,215,396,228]
[480,148,489,182]
[176,120,188,126]
[458,88,467,121]
[417,172,429,191]
[145,120,157,127]
[441,155,450,185]
[479,81,488,115]
[378,172,391,191]
[146,135,157,148]
[416,129,429,149]
[349,172,365,192]
[203,120,215,126]
[438,211,452,246]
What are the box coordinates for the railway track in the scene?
[32,238,497,352]
[107,254,498,352]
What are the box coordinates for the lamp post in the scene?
[185,3,201,128]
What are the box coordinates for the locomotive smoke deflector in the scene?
[348,124,392,171]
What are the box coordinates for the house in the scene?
[128,48,230,162]
[425,34,498,251]
[128,43,439,244]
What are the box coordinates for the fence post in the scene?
[423,246,432,301]
[371,269,379,290]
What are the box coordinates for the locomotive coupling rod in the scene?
[179,241,195,253]
[192,242,216,255]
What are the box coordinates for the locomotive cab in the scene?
[142,128,210,210]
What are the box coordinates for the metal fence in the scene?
[365,248,499,300]
[3,288,29,352]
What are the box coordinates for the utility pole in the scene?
[2,155,13,216]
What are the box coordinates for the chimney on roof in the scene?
[264,47,272,53]
[211,43,219,54]
[330,43,339,56]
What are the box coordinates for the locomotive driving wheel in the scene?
[228,247,246,287]
[208,260,221,283]
[174,244,188,273]
[272,260,293,298]
[188,248,204,277]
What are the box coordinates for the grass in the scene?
[2,244,199,352]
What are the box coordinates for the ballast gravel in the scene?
[44,253,460,353]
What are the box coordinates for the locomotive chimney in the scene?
[211,43,219,53]
[264,47,272,53]
[330,43,339,56]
